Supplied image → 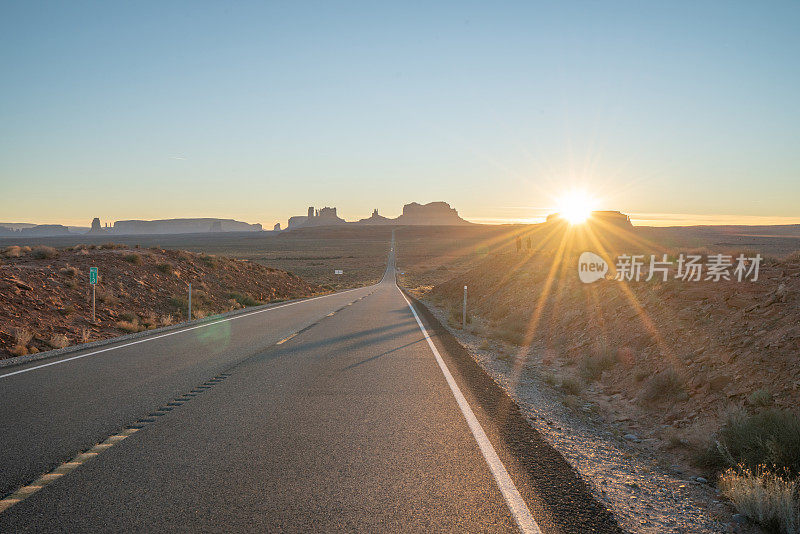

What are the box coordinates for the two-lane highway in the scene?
[0,240,622,532]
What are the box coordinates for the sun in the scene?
[556,190,596,224]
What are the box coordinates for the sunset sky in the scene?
[2,1,799,228]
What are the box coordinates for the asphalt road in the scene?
[0,239,622,533]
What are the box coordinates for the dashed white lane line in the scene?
[399,290,542,534]
[0,287,368,380]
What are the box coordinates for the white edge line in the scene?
[0,287,367,380]
[399,289,541,534]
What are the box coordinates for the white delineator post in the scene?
[92,284,96,323]
[188,283,192,321]
[462,285,467,329]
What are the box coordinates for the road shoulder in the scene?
[402,290,624,534]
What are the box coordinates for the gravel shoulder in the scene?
[417,296,763,534]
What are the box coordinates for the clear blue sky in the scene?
[2,1,798,227]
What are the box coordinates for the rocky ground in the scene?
[419,301,762,534]
[403,249,800,533]
[0,244,323,359]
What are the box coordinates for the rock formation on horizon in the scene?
[356,209,393,225]
[86,217,108,234]
[112,218,262,235]
[287,206,347,229]
[394,201,469,225]
[286,201,470,229]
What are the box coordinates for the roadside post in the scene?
[462,285,467,329]
[89,267,98,323]
[188,283,192,321]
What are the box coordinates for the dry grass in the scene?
[80,329,91,343]
[30,245,58,259]
[578,351,618,382]
[48,334,70,349]
[3,245,22,258]
[749,388,775,408]
[123,253,142,264]
[639,368,685,405]
[13,328,34,346]
[719,468,800,533]
[701,409,800,476]
[96,286,119,305]
[161,314,174,326]
[115,320,140,333]
[60,265,79,278]
[141,311,158,329]
[560,377,582,396]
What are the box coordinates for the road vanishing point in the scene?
[0,237,622,533]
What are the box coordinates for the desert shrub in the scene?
[116,320,140,333]
[20,246,31,253]
[543,373,558,386]
[58,306,75,316]
[227,292,260,307]
[719,468,800,534]
[700,409,800,477]
[123,253,141,264]
[560,377,582,396]
[48,334,70,349]
[200,255,219,268]
[168,296,188,315]
[749,389,775,408]
[640,369,684,404]
[489,327,524,345]
[101,242,123,250]
[448,306,471,327]
[140,311,158,329]
[156,263,172,274]
[161,314,174,326]
[562,394,582,410]
[59,266,78,278]
[119,312,136,322]
[96,286,119,305]
[634,368,650,382]
[10,345,28,356]
[30,245,58,259]
[80,329,91,343]
[579,351,618,382]
[3,245,22,257]
[13,328,34,346]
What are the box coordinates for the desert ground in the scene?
[2,223,799,532]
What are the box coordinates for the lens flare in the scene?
[556,190,596,224]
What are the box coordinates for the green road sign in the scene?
[89,267,98,285]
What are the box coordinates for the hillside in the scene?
[421,249,800,464]
[0,244,323,359]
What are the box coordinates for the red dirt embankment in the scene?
[427,250,800,459]
[0,244,323,359]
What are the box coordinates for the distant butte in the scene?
[286,202,470,229]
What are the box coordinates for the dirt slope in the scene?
[424,250,800,465]
[0,244,323,359]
